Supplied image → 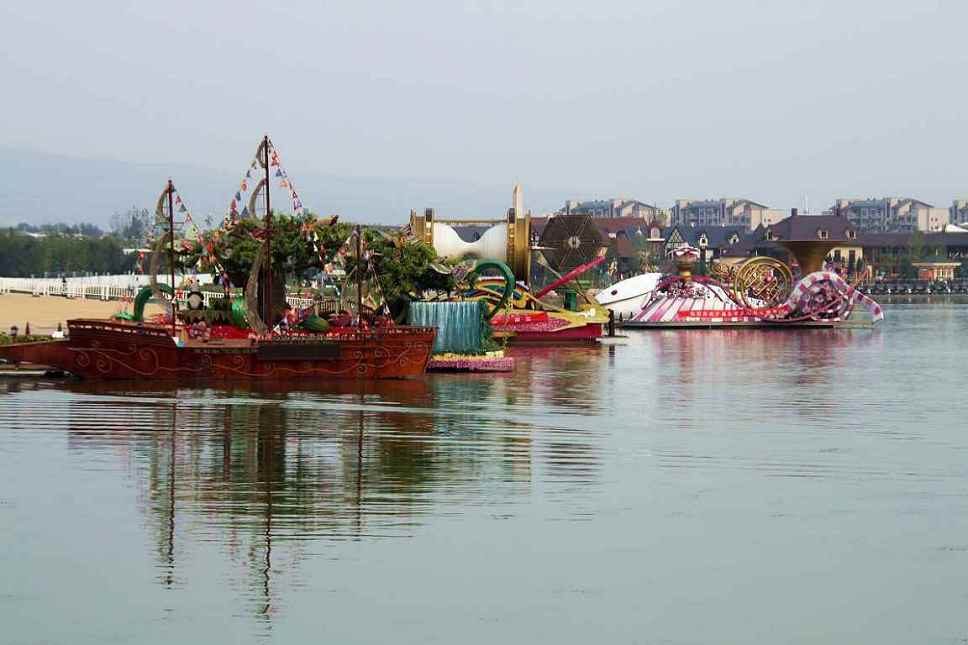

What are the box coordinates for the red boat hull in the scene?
[490,311,603,343]
[505,324,602,343]
[0,319,436,380]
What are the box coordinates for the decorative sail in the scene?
[229,136,305,220]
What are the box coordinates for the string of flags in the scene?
[156,182,225,273]
[169,185,203,249]
[228,138,305,222]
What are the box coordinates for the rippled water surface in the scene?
[2,305,968,644]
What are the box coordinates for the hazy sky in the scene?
[2,0,967,219]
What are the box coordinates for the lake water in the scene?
[2,304,967,644]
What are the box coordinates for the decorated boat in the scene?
[0,319,435,379]
[616,237,884,329]
[463,259,609,342]
[0,136,436,380]
[409,189,610,342]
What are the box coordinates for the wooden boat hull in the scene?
[0,319,436,380]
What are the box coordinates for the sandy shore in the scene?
[0,293,165,335]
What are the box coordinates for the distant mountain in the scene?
[0,146,563,228]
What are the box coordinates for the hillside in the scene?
[0,146,559,228]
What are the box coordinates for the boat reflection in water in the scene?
[55,368,605,624]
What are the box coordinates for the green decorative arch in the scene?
[116,284,175,322]
[466,260,515,319]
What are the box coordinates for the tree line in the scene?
[0,229,138,277]
[0,207,151,277]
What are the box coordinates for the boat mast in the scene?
[263,135,273,329]
[167,179,177,338]
[356,225,363,329]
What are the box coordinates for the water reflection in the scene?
[30,374,603,624]
[3,306,966,644]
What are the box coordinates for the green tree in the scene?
[344,228,455,318]
[0,227,133,277]
[183,213,350,286]
[182,215,454,319]
[900,230,926,279]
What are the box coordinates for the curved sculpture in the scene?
[115,284,175,322]
[247,177,268,219]
[732,256,794,312]
[465,260,516,319]
[410,208,531,283]
[244,242,268,334]
[781,271,884,322]
[430,223,510,264]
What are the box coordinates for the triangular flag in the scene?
[175,195,182,204]
[245,169,252,179]
[241,206,249,217]
[275,169,284,178]
[178,204,187,213]
[235,191,242,201]
[241,179,248,191]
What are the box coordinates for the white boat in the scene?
[595,273,663,320]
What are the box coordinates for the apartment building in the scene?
[669,198,785,230]
[562,198,664,223]
[950,200,968,226]
[834,198,948,233]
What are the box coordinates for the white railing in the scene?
[0,274,321,311]
[0,273,214,298]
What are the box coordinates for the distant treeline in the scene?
[0,228,137,277]
[0,208,155,277]
[13,221,106,237]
